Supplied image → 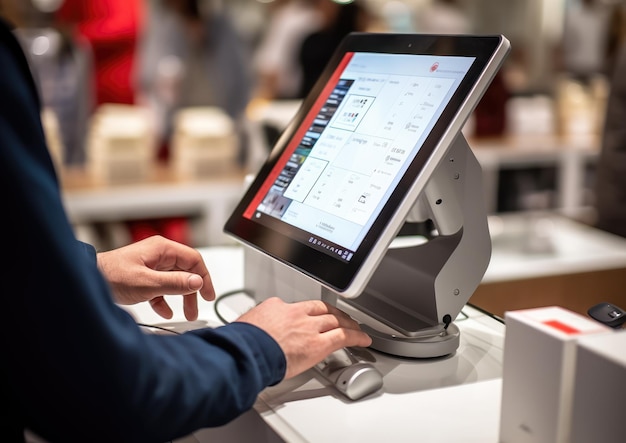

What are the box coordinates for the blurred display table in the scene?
[471,212,626,318]
[59,163,247,246]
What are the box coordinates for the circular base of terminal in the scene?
[363,322,460,358]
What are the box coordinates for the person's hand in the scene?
[236,297,372,380]
[97,236,215,321]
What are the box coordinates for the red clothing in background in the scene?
[56,0,144,105]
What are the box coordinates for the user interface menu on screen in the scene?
[241,52,475,263]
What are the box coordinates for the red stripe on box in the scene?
[543,320,581,335]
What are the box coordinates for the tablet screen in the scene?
[225,33,509,296]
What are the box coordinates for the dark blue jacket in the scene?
[0,19,285,443]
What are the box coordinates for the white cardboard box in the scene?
[570,331,626,443]
[499,306,610,443]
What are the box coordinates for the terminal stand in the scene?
[339,134,492,358]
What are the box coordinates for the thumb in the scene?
[149,270,204,295]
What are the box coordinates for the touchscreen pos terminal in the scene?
[225,33,510,359]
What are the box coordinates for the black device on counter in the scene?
[588,302,626,329]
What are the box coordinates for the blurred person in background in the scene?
[131,0,253,247]
[297,0,371,99]
[380,1,415,33]
[414,0,510,139]
[415,0,471,35]
[2,0,92,166]
[594,38,626,239]
[55,0,144,106]
[606,2,626,76]
[560,0,613,83]
[136,0,252,162]
[253,0,322,101]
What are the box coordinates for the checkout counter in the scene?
[126,246,506,443]
[123,213,626,442]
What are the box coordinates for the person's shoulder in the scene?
[0,18,40,102]
[1,18,27,64]
[0,17,16,42]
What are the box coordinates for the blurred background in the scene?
[0,0,624,249]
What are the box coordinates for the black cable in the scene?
[213,288,254,325]
[136,323,182,335]
[136,288,254,332]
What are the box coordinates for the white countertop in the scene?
[484,213,626,283]
[126,214,626,442]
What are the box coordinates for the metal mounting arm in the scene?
[338,134,491,358]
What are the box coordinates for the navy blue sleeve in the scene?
[0,20,285,443]
[77,240,97,264]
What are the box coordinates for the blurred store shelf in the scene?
[59,99,601,253]
[468,132,599,217]
[171,107,239,178]
[59,162,247,248]
[86,104,155,182]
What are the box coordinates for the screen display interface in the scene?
[243,52,475,263]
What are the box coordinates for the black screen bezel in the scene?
[224,33,505,292]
